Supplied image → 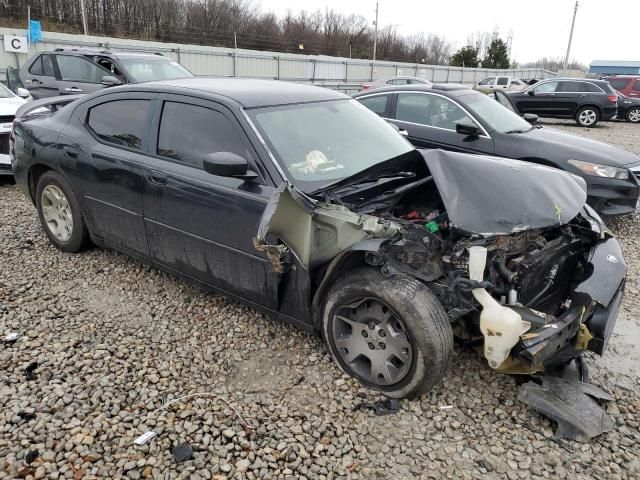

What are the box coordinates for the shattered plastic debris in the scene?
[133,431,157,445]
[518,376,614,442]
[172,442,193,463]
[354,398,401,416]
[3,332,19,344]
[24,450,38,465]
[24,362,38,381]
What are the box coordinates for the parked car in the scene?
[504,78,618,127]
[0,82,30,176]
[615,92,640,123]
[361,76,432,91]
[606,75,640,98]
[11,79,626,399]
[474,76,527,93]
[17,48,193,99]
[353,84,639,216]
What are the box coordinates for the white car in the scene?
[474,76,528,94]
[0,84,30,176]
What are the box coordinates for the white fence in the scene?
[1,27,555,92]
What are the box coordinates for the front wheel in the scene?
[575,106,600,127]
[321,267,453,399]
[626,107,640,123]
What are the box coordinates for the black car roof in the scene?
[122,78,348,108]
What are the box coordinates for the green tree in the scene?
[449,46,479,68]
[481,39,510,69]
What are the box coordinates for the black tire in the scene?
[321,267,453,399]
[626,107,640,123]
[35,170,89,252]
[575,106,600,127]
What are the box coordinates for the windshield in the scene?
[119,59,193,82]
[463,92,533,133]
[0,83,16,98]
[249,99,415,192]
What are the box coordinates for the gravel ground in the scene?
[1,120,639,479]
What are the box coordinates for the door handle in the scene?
[63,146,78,158]
[64,87,83,93]
[148,171,167,185]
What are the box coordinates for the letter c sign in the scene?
[4,36,29,53]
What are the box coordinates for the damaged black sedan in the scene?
[11,79,626,400]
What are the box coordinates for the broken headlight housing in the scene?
[568,159,629,180]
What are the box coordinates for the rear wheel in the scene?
[626,107,640,123]
[321,267,453,399]
[35,171,89,252]
[575,106,600,127]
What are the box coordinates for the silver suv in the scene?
[19,48,193,99]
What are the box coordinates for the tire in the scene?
[35,171,89,252]
[321,267,453,399]
[626,107,640,123]
[575,106,600,127]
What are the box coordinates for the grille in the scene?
[0,115,15,124]
[0,133,9,155]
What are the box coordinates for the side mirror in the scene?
[456,119,480,137]
[203,152,258,180]
[527,90,535,96]
[17,87,30,98]
[102,75,123,87]
[524,113,538,125]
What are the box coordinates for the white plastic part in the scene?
[468,246,488,282]
[133,431,157,445]
[468,247,531,368]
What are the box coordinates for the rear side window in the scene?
[478,77,495,86]
[358,95,389,115]
[29,55,54,76]
[56,55,108,83]
[87,100,150,150]
[634,80,640,91]
[581,82,603,93]
[497,77,509,86]
[609,78,630,90]
[157,102,251,167]
[29,57,43,75]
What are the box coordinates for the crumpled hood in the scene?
[0,96,27,117]
[513,127,640,167]
[423,149,588,236]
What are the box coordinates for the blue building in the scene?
[589,60,640,76]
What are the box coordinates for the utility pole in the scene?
[80,0,88,35]
[372,2,379,61]
[563,1,579,71]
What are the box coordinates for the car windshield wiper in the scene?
[317,172,416,196]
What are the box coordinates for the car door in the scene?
[58,94,154,255]
[514,80,560,115]
[554,80,586,116]
[141,96,276,308]
[53,54,109,96]
[21,54,59,98]
[390,92,494,154]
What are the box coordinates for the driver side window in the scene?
[396,93,475,131]
[532,81,559,93]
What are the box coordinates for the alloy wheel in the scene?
[332,298,413,386]
[628,108,640,123]
[41,185,73,242]
[578,109,597,126]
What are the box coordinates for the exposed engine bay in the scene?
[256,149,627,376]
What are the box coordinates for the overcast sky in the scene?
[264,0,636,65]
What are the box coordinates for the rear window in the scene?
[87,100,151,150]
[609,78,630,90]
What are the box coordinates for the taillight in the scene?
[362,84,370,91]
[608,95,618,103]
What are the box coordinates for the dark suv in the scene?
[506,78,618,127]
[18,48,193,99]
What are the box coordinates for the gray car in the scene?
[19,48,193,99]
[361,76,432,92]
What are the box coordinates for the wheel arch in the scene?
[27,163,55,205]
[311,239,386,329]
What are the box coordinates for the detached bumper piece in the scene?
[518,377,614,442]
